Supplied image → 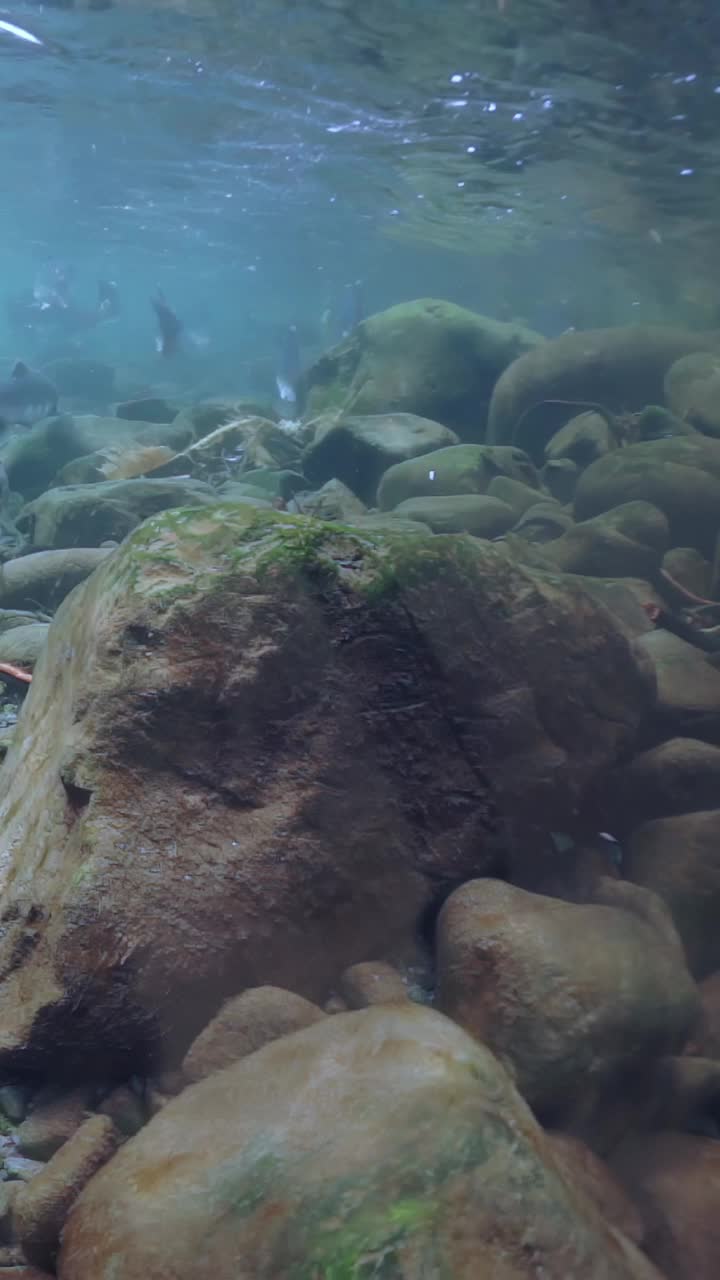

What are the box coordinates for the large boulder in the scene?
[302,411,460,503]
[300,299,543,437]
[436,878,699,1124]
[664,352,720,437]
[574,436,720,553]
[543,502,669,579]
[58,1006,663,1280]
[377,443,539,511]
[0,507,650,1076]
[0,415,191,501]
[627,810,720,977]
[17,478,217,548]
[0,548,111,611]
[487,326,720,455]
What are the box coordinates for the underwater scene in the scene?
[0,0,719,1276]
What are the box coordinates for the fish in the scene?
[275,324,301,407]
[0,362,57,428]
[340,280,365,338]
[0,18,43,47]
[151,289,183,358]
[97,279,120,320]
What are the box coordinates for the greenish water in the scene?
[2,0,719,396]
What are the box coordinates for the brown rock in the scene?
[627,810,720,976]
[13,1115,118,1272]
[182,986,325,1084]
[16,1092,89,1162]
[436,878,699,1124]
[96,1086,146,1137]
[546,1132,645,1246]
[0,507,651,1078]
[339,961,409,1009]
[58,1006,663,1280]
[0,1183,21,1243]
[611,1131,720,1279]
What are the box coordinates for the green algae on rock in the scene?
[300,298,543,437]
[58,1006,663,1280]
[0,505,650,1077]
[17,477,218,549]
[487,326,720,457]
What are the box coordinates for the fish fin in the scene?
[11,361,29,379]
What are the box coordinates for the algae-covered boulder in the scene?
[543,501,669,578]
[0,547,111,611]
[303,411,460,503]
[300,299,543,437]
[59,1006,663,1280]
[0,414,191,500]
[392,494,515,537]
[574,436,720,553]
[487,326,720,455]
[664,351,720,437]
[17,478,217,548]
[377,443,539,511]
[0,507,650,1076]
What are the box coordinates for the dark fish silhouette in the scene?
[0,362,57,428]
[151,289,183,358]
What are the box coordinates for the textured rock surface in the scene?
[300,298,543,435]
[574,436,720,553]
[182,986,325,1084]
[377,442,538,510]
[302,411,460,503]
[0,506,650,1076]
[14,1116,118,1272]
[627,810,720,977]
[0,548,111,611]
[59,1006,663,1280]
[436,878,699,1121]
[612,1132,720,1280]
[17,478,217,548]
[488,326,720,453]
[391,493,516,536]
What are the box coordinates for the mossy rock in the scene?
[488,326,720,459]
[574,435,720,554]
[300,299,543,438]
[0,505,649,1080]
[392,494,515,537]
[0,414,191,501]
[377,443,539,511]
[59,1007,659,1280]
[302,411,460,504]
[17,478,218,549]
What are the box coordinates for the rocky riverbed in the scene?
[0,301,718,1276]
